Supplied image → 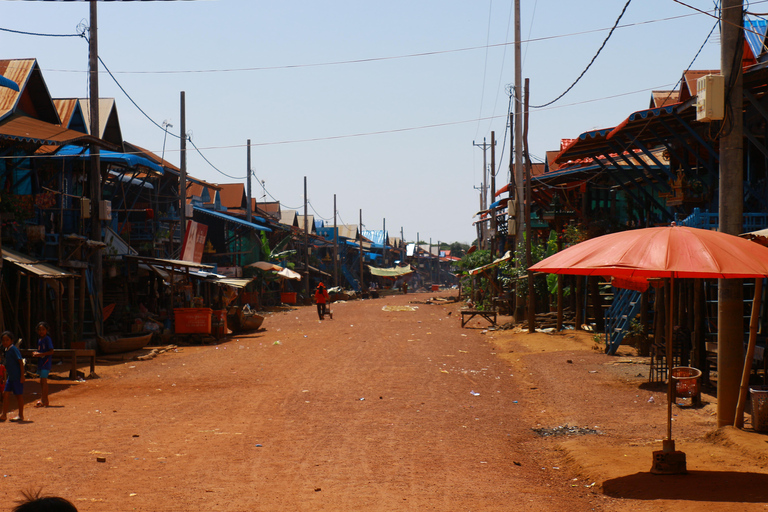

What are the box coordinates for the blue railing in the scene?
[676,207,768,232]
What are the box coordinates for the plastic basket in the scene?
[174,308,212,334]
[671,366,701,398]
[750,386,768,432]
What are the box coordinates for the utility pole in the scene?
[429,238,433,284]
[359,209,364,292]
[246,139,252,221]
[180,92,187,246]
[513,0,525,322]
[718,0,745,427]
[490,131,497,257]
[524,78,535,333]
[304,177,310,299]
[382,218,386,265]
[473,138,492,249]
[400,227,405,263]
[333,194,338,288]
[88,0,103,335]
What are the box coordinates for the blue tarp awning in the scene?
[193,206,272,232]
[54,145,164,174]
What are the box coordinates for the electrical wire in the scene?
[187,137,245,180]
[32,8,723,76]
[485,0,515,137]
[474,0,495,139]
[308,201,333,222]
[0,26,81,38]
[531,0,633,109]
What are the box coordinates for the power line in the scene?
[0,26,81,38]
[531,0,633,109]
[474,0,495,139]
[26,8,720,76]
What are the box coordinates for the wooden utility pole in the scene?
[718,0,745,427]
[359,209,364,291]
[513,0,525,321]
[180,91,187,244]
[524,78,535,332]
[382,218,386,265]
[473,138,492,249]
[333,194,338,288]
[490,131,497,258]
[400,227,405,263]
[246,139,252,221]
[88,0,103,335]
[304,177,310,300]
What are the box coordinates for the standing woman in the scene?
[0,330,24,422]
[32,322,54,407]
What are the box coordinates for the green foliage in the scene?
[447,242,468,258]
[259,232,296,262]
[457,250,492,306]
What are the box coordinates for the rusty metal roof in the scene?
[2,247,78,279]
[0,59,59,124]
[680,69,719,103]
[216,183,246,209]
[0,113,114,149]
[124,141,180,172]
[650,90,680,108]
[53,98,81,129]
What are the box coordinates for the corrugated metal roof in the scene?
[2,248,78,279]
[746,17,768,61]
[0,113,111,149]
[279,210,298,227]
[53,145,164,174]
[53,98,81,129]
[296,215,315,233]
[338,224,358,239]
[680,69,719,103]
[193,206,272,232]
[0,59,32,117]
[216,183,245,209]
[0,59,59,125]
[78,98,123,143]
[650,90,680,109]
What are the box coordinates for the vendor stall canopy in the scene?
[368,265,413,277]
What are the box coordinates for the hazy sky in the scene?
[1,0,722,244]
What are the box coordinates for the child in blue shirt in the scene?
[1,330,24,422]
[33,322,54,407]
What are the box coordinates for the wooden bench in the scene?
[20,349,96,380]
[460,309,497,328]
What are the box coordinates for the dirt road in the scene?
[2,290,767,511]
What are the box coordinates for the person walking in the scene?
[314,282,331,320]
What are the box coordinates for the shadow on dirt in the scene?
[603,470,768,502]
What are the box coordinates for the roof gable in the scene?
[53,98,88,133]
[0,59,59,124]
[216,183,246,209]
[78,98,123,148]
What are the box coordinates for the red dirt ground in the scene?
[1,290,767,511]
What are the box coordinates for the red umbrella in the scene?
[530,225,768,278]
[530,225,768,473]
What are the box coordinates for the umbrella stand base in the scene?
[651,440,687,475]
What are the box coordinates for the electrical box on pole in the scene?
[696,74,725,122]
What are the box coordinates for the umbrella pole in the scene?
[667,277,674,444]
[652,276,687,474]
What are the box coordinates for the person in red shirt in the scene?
[314,282,330,320]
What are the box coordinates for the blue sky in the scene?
[0,0,722,245]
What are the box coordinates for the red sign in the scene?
[181,220,208,263]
